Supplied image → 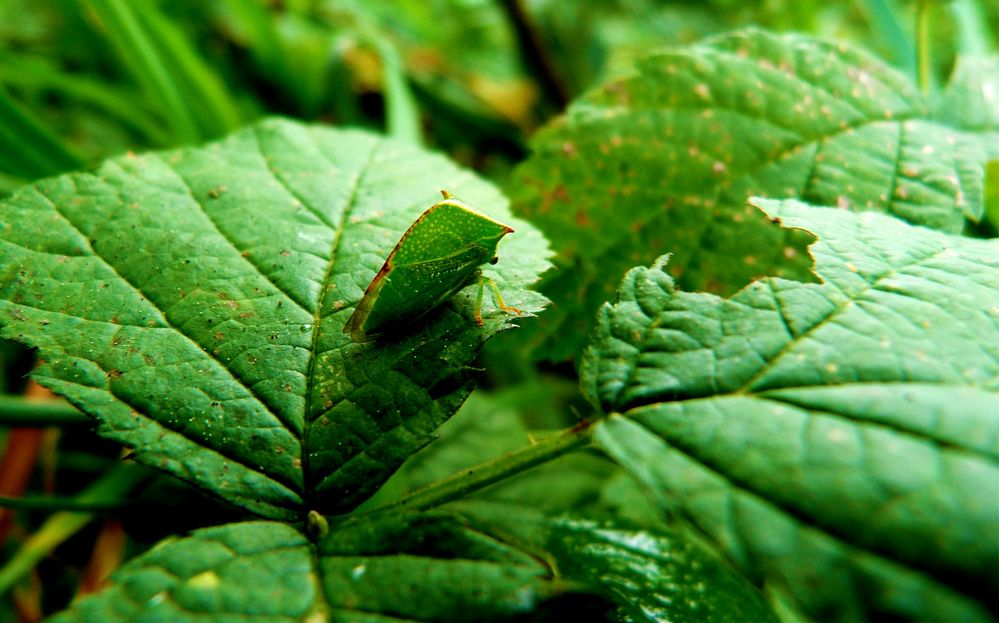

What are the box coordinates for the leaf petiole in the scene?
[365,422,593,515]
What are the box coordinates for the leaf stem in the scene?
[370,33,421,145]
[0,396,89,426]
[916,0,933,94]
[0,495,122,512]
[368,422,593,514]
[859,0,916,77]
[497,0,569,111]
[0,464,146,596]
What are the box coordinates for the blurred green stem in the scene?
[916,0,933,94]
[0,55,169,145]
[0,396,89,426]
[0,84,84,179]
[85,0,200,142]
[0,464,146,596]
[371,35,421,144]
[949,0,992,55]
[860,0,916,77]
[367,423,592,515]
[498,0,569,111]
[0,495,121,512]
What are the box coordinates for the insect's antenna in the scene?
[440,189,453,199]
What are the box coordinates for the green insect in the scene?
[343,191,520,343]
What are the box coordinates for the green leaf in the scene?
[459,503,777,623]
[318,511,555,620]
[511,28,987,359]
[51,513,555,622]
[935,54,999,159]
[0,118,551,520]
[582,199,999,621]
[48,522,321,623]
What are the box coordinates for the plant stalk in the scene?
[0,396,89,426]
[916,0,933,94]
[368,423,593,514]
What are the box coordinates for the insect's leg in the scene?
[474,276,486,326]
[484,277,522,316]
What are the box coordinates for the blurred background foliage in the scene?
[1,0,995,194]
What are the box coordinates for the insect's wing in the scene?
[342,256,392,342]
[343,197,514,343]
[355,245,489,339]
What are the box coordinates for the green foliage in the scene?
[48,522,321,623]
[1,3,998,622]
[461,503,778,623]
[510,29,989,360]
[0,118,550,519]
[583,200,999,621]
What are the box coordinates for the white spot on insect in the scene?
[837,196,850,209]
[694,83,710,99]
[825,363,838,374]
[712,161,726,174]
[845,262,858,273]
[351,564,367,580]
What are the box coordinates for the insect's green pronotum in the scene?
[343,191,520,343]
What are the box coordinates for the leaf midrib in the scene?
[301,136,382,507]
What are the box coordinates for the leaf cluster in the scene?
[1,3,998,622]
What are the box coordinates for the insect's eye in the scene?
[489,256,499,265]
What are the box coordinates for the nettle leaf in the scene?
[48,522,320,623]
[459,502,776,623]
[317,511,555,621]
[582,199,999,622]
[0,118,550,520]
[50,514,556,622]
[935,54,999,159]
[511,28,986,359]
